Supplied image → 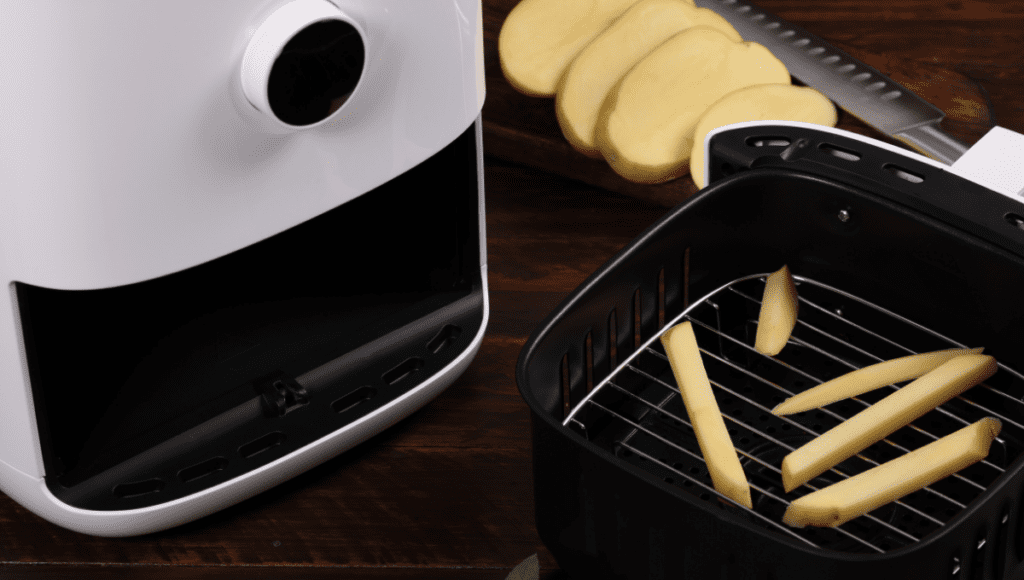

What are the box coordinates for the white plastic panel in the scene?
[948,126,1024,199]
[0,0,483,291]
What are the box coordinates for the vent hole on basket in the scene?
[951,554,961,577]
[884,163,925,184]
[820,143,862,161]
[383,357,424,385]
[113,478,164,498]
[1004,213,1024,231]
[426,324,462,354]
[178,457,228,484]
[239,431,285,459]
[332,386,376,414]
[995,505,1010,579]
[971,531,987,580]
[747,136,791,148]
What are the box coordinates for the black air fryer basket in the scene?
[515,124,1024,580]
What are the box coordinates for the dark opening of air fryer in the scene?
[17,123,482,511]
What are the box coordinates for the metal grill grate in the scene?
[564,274,1024,554]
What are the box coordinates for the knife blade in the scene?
[692,0,970,164]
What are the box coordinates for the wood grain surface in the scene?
[1,1,1021,578]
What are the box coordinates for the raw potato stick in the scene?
[781,354,997,492]
[772,347,985,416]
[661,321,753,508]
[754,265,798,356]
[782,417,1002,528]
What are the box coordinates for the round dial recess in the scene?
[241,0,366,128]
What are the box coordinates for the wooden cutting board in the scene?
[480,0,999,208]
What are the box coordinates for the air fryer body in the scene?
[0,0,487,536]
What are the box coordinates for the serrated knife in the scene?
[692,0,971,164]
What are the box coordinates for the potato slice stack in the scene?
[498,0,838,186]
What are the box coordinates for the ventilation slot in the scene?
[995,505,1010,579]
[970,530,987,580]
[332,386,376,414]
[179,457,228,484]
[383,357,424,385]
[820,143,861,162]
[747,136,791,148]
[1004,213,1024,231]
[427,324,462,354]
[884,163,925,184]
[239,432,285,459]
[113,478,164,498]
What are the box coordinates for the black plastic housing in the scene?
[17,122,483,511]
[516,125,1024,579]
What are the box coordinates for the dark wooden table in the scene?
[1,1,1021,578]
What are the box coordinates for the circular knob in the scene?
[241,0,366,128]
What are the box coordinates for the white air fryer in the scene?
[0,0,488,536]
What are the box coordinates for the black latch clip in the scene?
[257,372,310,417]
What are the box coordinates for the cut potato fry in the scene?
[556,0,741,157]
[782,417,1001,528]
[595,26,789,183]
[772,347,985,416]
[661,321,753,508]
[689,84,838,188]
[498,0,658,97]
[781,354,997,492]
[754,265,798,356]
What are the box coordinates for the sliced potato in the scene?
[754,265,798,356]
[498,0,656,97]
[783,417,1001,528]
[661,321,753,508]
[781,354,997,492]
[595,26,789,183]
[773,347,985,416]
[556,0,741,157]
[689,84,837,188]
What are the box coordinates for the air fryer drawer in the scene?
[17,121,483,511]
